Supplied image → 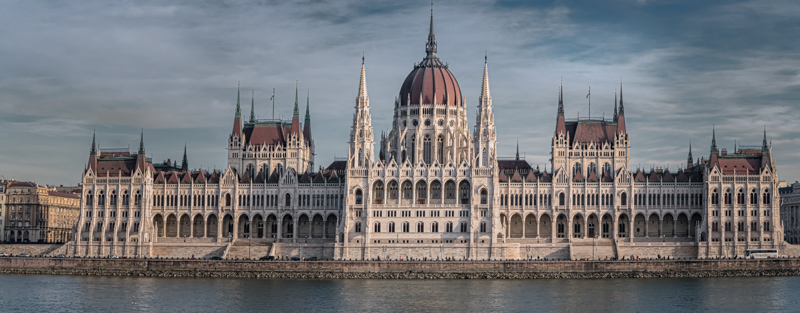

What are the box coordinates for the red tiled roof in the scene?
[244,123,287,147]
[47,190,80,199]
[573,169,584,182]
[510,171,522,182]
[715,157,761,175]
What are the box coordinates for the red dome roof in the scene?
[398,58,462,107]
[397,9,462,107]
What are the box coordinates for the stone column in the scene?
[293,216,298,244]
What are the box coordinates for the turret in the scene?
[290,81,302,138]
[349,55,374,168]
[617,78,626,134]
[473,54,497,168]
[249,90,256,123]
[136,129,148,173]
[304,89,312,143]
[687,142,693,169]
[232,83,243,139]
[88,130,98,172]
[181,143,189,172]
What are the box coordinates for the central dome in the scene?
[397,10,462,107]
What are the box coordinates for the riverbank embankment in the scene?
[2,257,800,279]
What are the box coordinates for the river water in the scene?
[0,274,796,312]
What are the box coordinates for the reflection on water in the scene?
[0,274,797,312]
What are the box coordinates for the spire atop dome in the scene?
[762,126,768,151]
[425,2,437,59]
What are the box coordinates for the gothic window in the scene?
[122,190,129,206]
[410,136,416,164]
[480,222,486,233]
[416,181,427,201]
[431,222,439,233]
[246,164,255,179]
[98,190,105,206]
[750,189,758,205]
[355,189,363,205]
[737,189,745,205]
[763,189,771,205]
[445,181,456,199]
[603,163,612,175]
[373,181,384,203]
[388,222,395,233]
[711,189,719,205]
[402,181,413,199]
[459,181,471,204]
[373,222,381,233]
[558,192,565,206]
[285,193,291,207]
[724,189,732,205]
[430,181,441,199]
[423,135,432,164]
[109,190,117,206]
[134,190,142,206]
[86,191,93,206]
[446,222,453,232]
[620,192,628,206]
[354,222,361,233]
[588,163,597,175]
[402,222,410,233]
[357,149,363,167]
[437,135,444,164]
[480,189,488,205]
[573,163,581,176]
[460,222,467,232]
[388,181,398,199]
[482,148,487,167]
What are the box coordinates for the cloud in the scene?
[0,0,798,185]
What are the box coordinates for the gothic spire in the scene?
[235,82,241,118]
[90,130,97,156]
[358,53,368,102]
[304,89,312,142]
[762,126,768,151]
[618,78,624,116]
[480,52,491,101]
[687,141,693,168]
[138,129,145,155]
[711,125,718,155]
[614,87,618,120]
[515,139,520,161]
[558,78,564,115]
[293,81,299,117]
[249,89,255,123]
[181,143,188,171]
[425,2,437,58]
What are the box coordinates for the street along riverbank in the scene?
[1,257,800,279]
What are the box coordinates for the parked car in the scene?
[305,257,318,261]
[55,254,65,258]
[259,256,275,261]
[209,256,223,260]
[0,253,7,257]
[17,253,29,257]
[109,255,119,259]
[290,256,301,261]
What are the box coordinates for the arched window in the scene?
[86,190,93,206]
[357,148,363,167]
[431,222,439,233]
[750,189,758,205]
[724,189,731,205]
[134,190,141,206]
[763,189,771,205]
[388,181,398,199]
[402,181,412,199]
[285,193,291,207]
[416,181,427,202]
[417,222,424,232]
[588,163,597,175]
[98,190,105,206]
[373,181,384,204]
[402,222,410,233]
[354,222,362,233]
[373,222,381,233]
[423,135,432,164]
[388,222,396,232]
[603,163,612,175]
[430,181,441,199]
[573,163,581,176]
[737,189,744,205]
[109,190,117,206]
[459,181,471,204]
[446,222,453,232]
[445,181,456,199]
[225,193,232,206]
[620,192,628,206]
[122,190,129,205]
[480,189,488,205]
[355,189,362,205]
[437,135,444,164]
[410,136,416,164]
[711,189,719,205]
[558,192,565,206]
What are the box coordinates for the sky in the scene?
[1,0,799,186]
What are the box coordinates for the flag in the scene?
[586,87,590,98]
[270,93,274,100]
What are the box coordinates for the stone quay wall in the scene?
[2,257,800,279]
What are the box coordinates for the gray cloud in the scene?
[1,0,798,186]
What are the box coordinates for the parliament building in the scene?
[71,10,784,260]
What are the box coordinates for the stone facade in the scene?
[3,181,80,243]
[70,10,784,260]
[780,182,800,244]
